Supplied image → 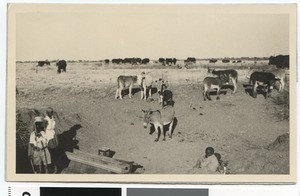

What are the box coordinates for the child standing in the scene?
[44,107,59,173]
[29,116,51,173]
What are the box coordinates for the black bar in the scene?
[40,187,121,196]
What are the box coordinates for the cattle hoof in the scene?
[163,138,166,141]
[154,139,158,142]
[216,97,220,100]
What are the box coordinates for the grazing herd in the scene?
[114,67,287,142]
[114,72,175,142]
[33,56,288,142]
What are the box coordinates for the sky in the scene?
[16,6,289,61]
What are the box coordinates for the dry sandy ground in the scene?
[16,63,289,174]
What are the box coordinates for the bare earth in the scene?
[16,63,289,174]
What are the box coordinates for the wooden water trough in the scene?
[65,149,133,174]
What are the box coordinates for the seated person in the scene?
[195,147,219,174]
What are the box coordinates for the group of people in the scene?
[195,147,227,174]
[28,107,59,174]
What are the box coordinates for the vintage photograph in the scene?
[7,4,296,182]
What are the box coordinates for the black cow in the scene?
[141,58,150,64]
[112,58,123,64]
[249,71,280,99]
[209,59,218,63]
[184,57,196,64]
[165,58,176,66]
[104,59,110,64]
[123,58,132,64]
[158,58,165,63]
[269,55,289,69]
[165,58,173,65]
[56,60,67,74]
[133,58,142,65]
[158,58,165,65]
[37,61,50,67]
[172,58,177,65]
[222,59,230,63]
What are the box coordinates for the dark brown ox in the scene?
[249,72,280,99]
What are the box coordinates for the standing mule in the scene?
[208,68,238,94]
[157,79,173,108]
[203,74,230,101]
[115,75,142,99]
[142,106,175,142]
[140,72,154,100]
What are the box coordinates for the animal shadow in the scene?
[207,89,227,96]
[55,124,82,173]
[142,87,158,100]
[243,84,253,95]
[149,124,155,135]
[162,117,178,139]
[243,84,268,99]
[122,88,141,97]
[221,84,234,91]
